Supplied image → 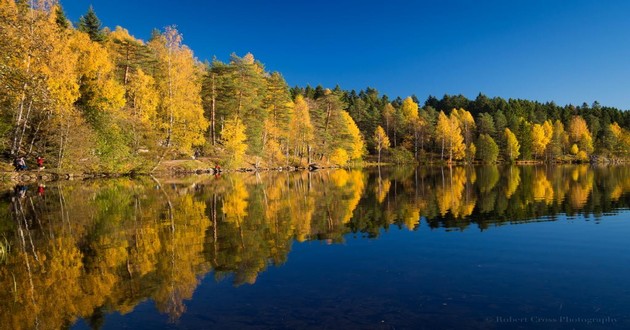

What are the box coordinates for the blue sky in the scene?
[62,0,630,109]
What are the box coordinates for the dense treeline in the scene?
[2,2,630,172]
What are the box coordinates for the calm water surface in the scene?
[1,165,630,329]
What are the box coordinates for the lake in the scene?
[1,165,629,329]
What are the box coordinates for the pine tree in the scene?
[54,4,69,29]
[77,6,105,42]
[476,134,499,163]
[262,72,293,163]
[230,53,267,157]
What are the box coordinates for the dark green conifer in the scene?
[78,6,105,42]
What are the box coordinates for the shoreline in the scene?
[3,158,630,184]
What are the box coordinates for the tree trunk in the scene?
[211,73,216,145]
[12,83,28,155]
[16,99,34,155]
[414,129,418,160]
[151,147,170,173]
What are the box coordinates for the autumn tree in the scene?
[548,120,567,160]
[220,116,247,167]
[288,95,314,164]
[451,108,476,146]
[126,68,159,151]
[531,121,553,160]
[0,1,94,169]
[568,116,594,156]
[608,122,630,156]
[435,111,466,163]
[339,111,365,162]
[373,125,390,164]
[149,26,208,167]
[504,128,520,162]
[398,97,419,154]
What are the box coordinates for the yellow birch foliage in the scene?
[221,116,248,168]
[568,116,594,154]
[400,97,419,122]
[329,148,349,166]
[504,128,521,161]
[448,114,466,161]
[373,125,390,162]
[71,31,125,111]
[436,111,466,161]
[373,126,390,150]
[452,108,476,145]
[263,119,285,164]
[609,122,630,153]
[532,121,552,158]
[288,95,314,162]
[45,16,80,117]
[149,26,209,155]
[127,68,159,128]
[0,2,82,155]
[340,111,365,160]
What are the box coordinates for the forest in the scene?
[2,1,630,173]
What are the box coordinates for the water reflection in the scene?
[1,165,630,328]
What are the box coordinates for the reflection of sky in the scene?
[74,213,630,329]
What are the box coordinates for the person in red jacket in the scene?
[36,156,44,170]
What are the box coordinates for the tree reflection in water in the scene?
[1,165,630,328]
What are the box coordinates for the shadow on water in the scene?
[1,165,630,328]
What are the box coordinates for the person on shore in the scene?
[37,184,45,196]
[17,157,27,171]
[14,185,27,198]
[37,156,44,170]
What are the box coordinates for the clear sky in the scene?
[62,0,630,109]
